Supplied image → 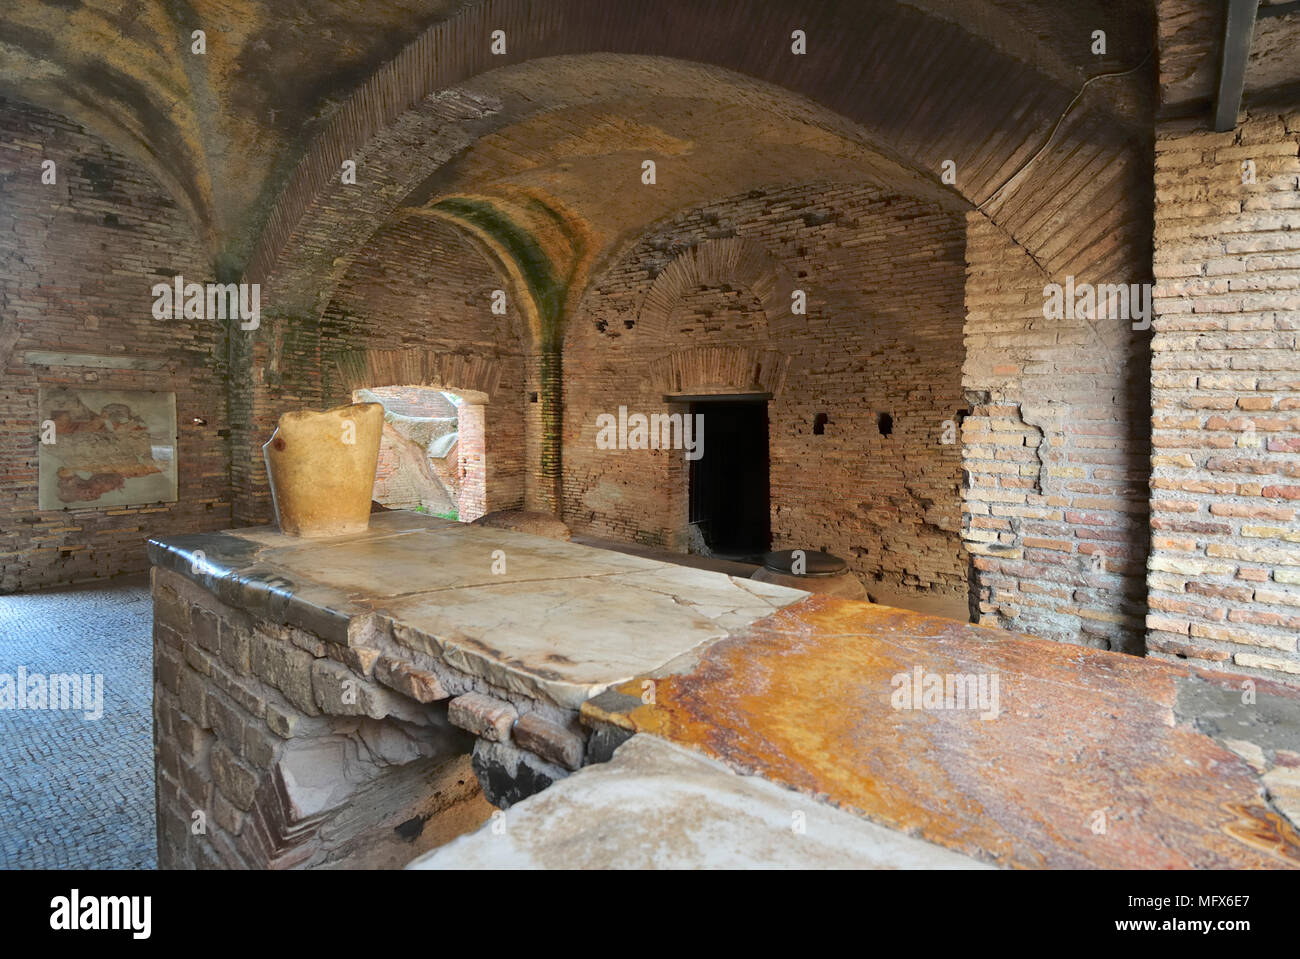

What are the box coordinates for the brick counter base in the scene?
[151,567,492,869]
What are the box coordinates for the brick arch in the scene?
[330,348,502,405]
[249,0,1152,315]
[236,0,1157,653]
[637,238,800,342]
[250,56,944,322]
[330,348,517,522]
[647,346,790,397]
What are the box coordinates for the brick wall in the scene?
[564,183,970,600]
[152,566,490,868]
[1146,109,1300,682]
[962,214,1151,653]
[0,98,231,592]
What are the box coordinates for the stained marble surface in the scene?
[581,595,1300,869]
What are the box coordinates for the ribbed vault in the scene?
[250,0,1157,324]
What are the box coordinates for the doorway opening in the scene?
[353,386,482,520]
[688,399,770,558]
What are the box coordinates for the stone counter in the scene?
[149,512,1300,870]
[412,591,1300,870]
[147,512,805,868]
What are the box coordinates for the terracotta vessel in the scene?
[263,402,384,537]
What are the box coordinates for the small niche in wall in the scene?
[529,392,539,403]
[877,412,893,437]
[813,412,829,435]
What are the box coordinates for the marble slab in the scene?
[581,595,1300,869]
[148,512,806,709]
[407,734,991,870]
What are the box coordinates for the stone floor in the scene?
[0,575,156,869]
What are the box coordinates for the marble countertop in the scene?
[148,512,807,710]
[580,594,1300,869]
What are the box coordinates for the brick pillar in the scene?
[1146,111,1300,683]
[537,348,563,516]
[233,312,323,527]
[962,213,1151,654]
[457,402,487,521]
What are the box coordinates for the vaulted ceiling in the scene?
[1157,0,1300,114]
[0,0,1157,271]
[0,0,471,266]
[2,0,1296,282]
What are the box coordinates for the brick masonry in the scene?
[6,45,1295,688]
[0,98,232,593]
[563,182,970,600]
[364,384,459,418]
[150,534,623,864]
[1146,109,1300,681]
[151,566,492,868]
[962,214,1152,654]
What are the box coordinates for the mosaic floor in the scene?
[0,576,155,869]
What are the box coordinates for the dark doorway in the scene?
[688,400,770,557]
